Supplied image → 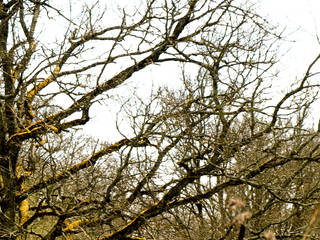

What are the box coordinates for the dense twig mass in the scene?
[0,0,320,239]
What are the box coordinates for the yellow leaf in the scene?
[11,69,18,84]
[47,125,59,133]
[0,175,4,189]
[38,138,47,145]
[19,199,29,226]
[63,219,88,232]
[24,171,32,176]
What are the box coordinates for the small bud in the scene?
[228,199,245,212]
[263,231,276,240]
[233,211,252,225]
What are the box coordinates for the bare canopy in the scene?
[1,0,320,239]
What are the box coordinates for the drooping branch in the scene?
[9,0,200,144]
[16,136,151,201]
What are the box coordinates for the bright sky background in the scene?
[257,0,320,72]
[257,0,320,77]
[84,0,320,141]
[257,0,320,124]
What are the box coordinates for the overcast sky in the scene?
[257,0,320,122]
[85,0,320,140]
[258,0,320,77]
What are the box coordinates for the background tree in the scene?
[0,0,320,239]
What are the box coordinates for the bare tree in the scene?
[1,0,320,239]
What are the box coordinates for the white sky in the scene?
[84,0,320,140]
[257,0,320,77]
[257,0,320,123]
